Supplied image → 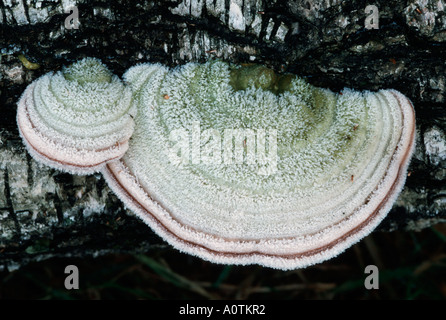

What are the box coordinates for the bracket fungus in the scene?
[16,57,136,174]
[17,59,416,270]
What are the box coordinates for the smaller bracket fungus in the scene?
[16,58,136,174]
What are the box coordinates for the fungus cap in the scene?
[102,61,416,270]
[17,57,136,174]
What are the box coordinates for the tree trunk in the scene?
[1,0,445,270]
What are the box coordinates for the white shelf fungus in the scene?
[101,61,416,270]
[17,58,136,174]
[17,59,416,270]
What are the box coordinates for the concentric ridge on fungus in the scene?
[99,60,416,270]
[16,57,136,174]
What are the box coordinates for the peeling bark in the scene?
[1,0,446,270]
